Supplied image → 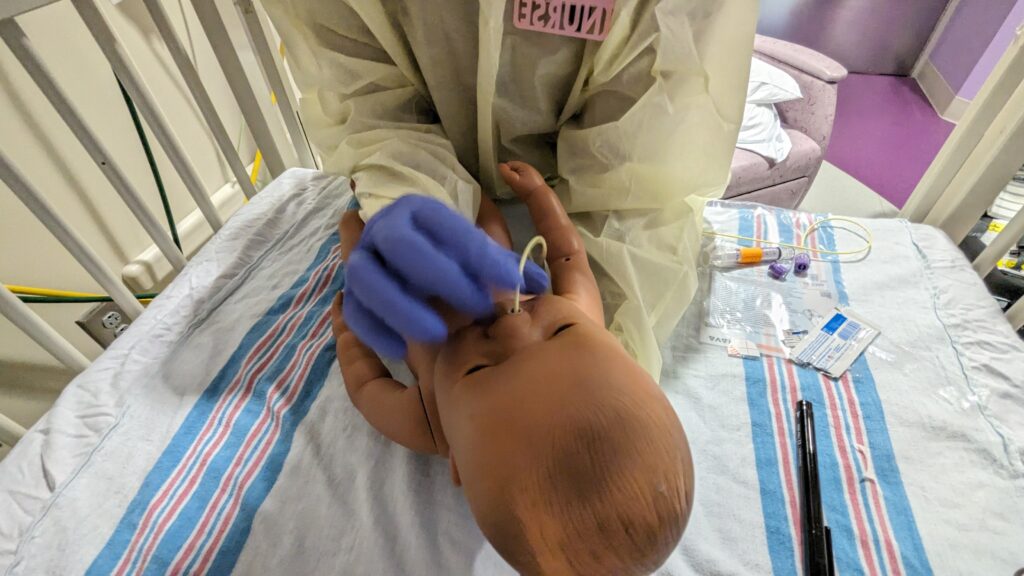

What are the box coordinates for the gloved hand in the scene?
[343,195,549,358]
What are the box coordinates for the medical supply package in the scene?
[790,307,879,378]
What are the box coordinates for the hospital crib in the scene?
[0,0,313,446]
[1,0,1023,447]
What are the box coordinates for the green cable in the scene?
[116,76,182,251]
[19,77,175,307]
[18,293,159,304]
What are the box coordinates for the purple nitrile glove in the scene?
[343,195,549,358]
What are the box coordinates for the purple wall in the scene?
[961,1,1024,99]
[757,0,948,75]
[930,0,1018,96]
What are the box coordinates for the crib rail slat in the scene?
[0,0,62,20]
[0,410,28,447]
[72,0,224,232]
[0,18,188,272]
[0,284,90,373]
[974,202,1024,329]
[927,80,1024,245]
[902,36,1024,224]
[141,0,258,200]
[0,149,145,319]
[973,200,1024,278]
[191,0,287,178]
[235,0,315,169]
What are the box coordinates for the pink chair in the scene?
[726,35,849,208]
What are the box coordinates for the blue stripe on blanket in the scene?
[738,207,799,576]
[738,206,931,575]
[742,354,801,576]
[816,222,933,576]
[88,233,343,576]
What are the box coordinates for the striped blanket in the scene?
[1,171,1021,575]
[738,207,926,575]
[667,202,1023,575]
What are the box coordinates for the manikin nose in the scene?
[486,302,536,347]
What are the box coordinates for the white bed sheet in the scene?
[0,169,1021,575]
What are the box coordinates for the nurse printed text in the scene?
[513,0,614,40]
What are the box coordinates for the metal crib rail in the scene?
[234,0,316,170]
[0,17,189,272]
[0,150,146,320]
[0,0,307,445]
[191,0,287,178]
[903,29,1024,331]
[142,0,259,200]
[0,0,62,21]
[73,0,225,231]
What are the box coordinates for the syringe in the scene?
[711,246,795,267]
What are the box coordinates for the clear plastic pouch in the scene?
[698,249,839,358]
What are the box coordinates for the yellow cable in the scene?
[702,216,873,259]
[6,285,98,298]
[6,285,153,303]
[250,149,263,187]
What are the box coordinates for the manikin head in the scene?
[430,162,695,575]
[434,294,694,575]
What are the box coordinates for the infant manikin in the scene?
[332,162,694,575]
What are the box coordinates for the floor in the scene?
[799,161,899,218]
[826,74,954,209]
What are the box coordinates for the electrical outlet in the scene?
[102,310,122,329]
[77,301,131,348]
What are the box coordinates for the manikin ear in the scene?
[449,455,462,487]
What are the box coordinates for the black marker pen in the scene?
[796,400,835,576]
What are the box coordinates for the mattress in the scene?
[1,169,1021,575]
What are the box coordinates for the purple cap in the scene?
[794,252,811,274]
[768,260,790,280]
